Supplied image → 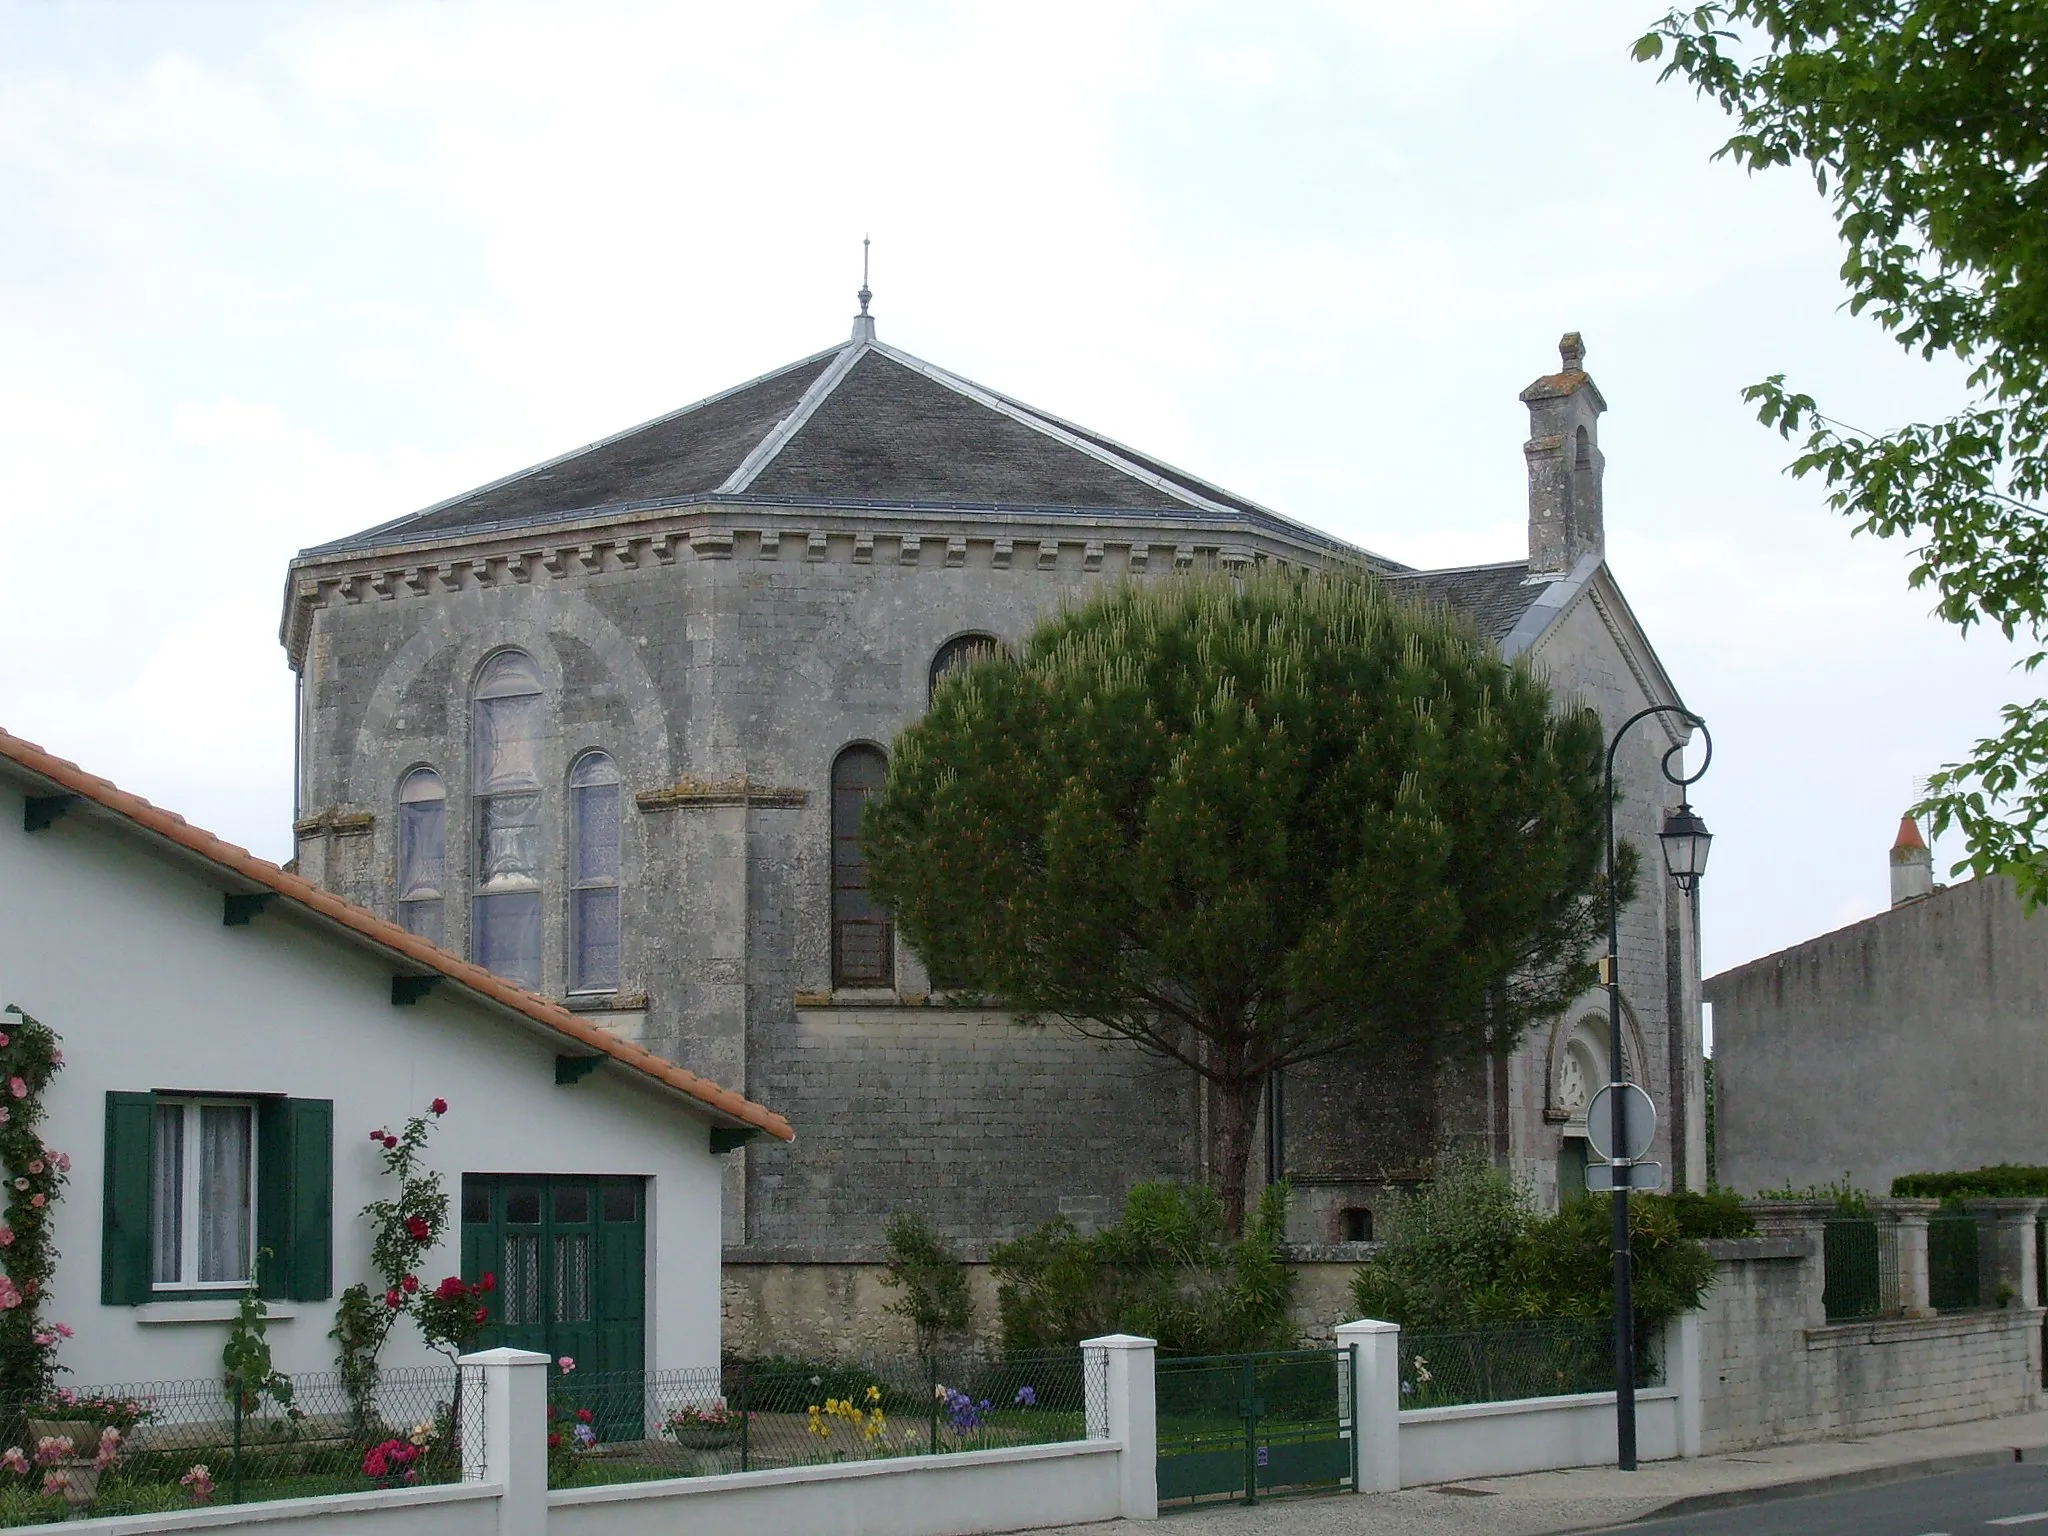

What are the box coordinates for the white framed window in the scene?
[151,1098,256,1290]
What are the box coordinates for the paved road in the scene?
[1616,1463,2048,1535]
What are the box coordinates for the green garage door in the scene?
[462,1174,646,1438]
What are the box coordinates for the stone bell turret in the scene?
[1521,332,1607,577]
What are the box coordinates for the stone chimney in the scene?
[1891,813,1934,906]
[1521,332,1608,577]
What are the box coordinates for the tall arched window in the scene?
[473,650,544,989]
[569,752,621,994]
[831,744,892,988]
[396,767,447,946]
[928,633,1001,703]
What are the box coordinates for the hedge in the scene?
[1891,1165,2048,1200]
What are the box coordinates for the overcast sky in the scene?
[0,1,2019,989]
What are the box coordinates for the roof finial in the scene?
[1559,331,1585,374]
[851,236,876,343]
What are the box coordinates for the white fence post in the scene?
[1082,1332,1157,1521]
[1335,1318,1401,1493]
[1665,1312,1703,1459]
[461,1346,549,1536]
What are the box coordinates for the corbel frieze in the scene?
[292,807,376,838]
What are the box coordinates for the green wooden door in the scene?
[462,1174,646,1439]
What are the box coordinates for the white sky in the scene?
[0,1,2021,984]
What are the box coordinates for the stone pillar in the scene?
[1878,1199,1940,1317]
[1741,1200,1832,1327]
[459,1347,548,1536]
[1965,1198,2045,1309]
[1663,1312,1703,1459]
[1083,1333,1157,1521]
[1336,1318,1402,1493]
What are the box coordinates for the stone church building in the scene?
[280,304,1705,1284]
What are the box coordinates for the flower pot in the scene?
[667,1423,741,1450]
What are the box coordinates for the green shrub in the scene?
[1753,1175,1874,1214]
[990,1181,1296,1356]
[880,1213,973,1365]
[1891,1165,2048,1200]
[1350,1155,1723,1329]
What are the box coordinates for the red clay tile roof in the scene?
[0,727,792,1142]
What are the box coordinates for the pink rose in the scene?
[54,1323,71,1338]
[28,1161,42,1175]
[54,1153,68,1172]
[49,1051,61,1066]
[30,1195,44,1209]
[8,1079,25,1100]
[557,1356,576,1375]
[0,1032,9,1047]
[3,1225,18,1245]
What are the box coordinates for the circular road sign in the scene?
[1585,1083,1656,1163]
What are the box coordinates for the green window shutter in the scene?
[256,1098,333,1302]
[101,1092,154,1305]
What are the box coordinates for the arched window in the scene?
[1572,425,1595,521]
[569,752,622,994]
[928,633,1001,703]
[396,767,447,946]
[831,744,892,988]
[473,650,544,989]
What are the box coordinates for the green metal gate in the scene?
[1155,1347,1356,1506]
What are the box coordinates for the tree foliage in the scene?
[1638,2,2048,900]
[863,570,1616,1230]
[989,1182,1296,1356]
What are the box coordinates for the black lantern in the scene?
[1659,802,1712,893]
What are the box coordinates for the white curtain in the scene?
[475,891,542,989]
[151,1105,184,1285]
[196,1105,252,1284]
[474,694,543,795]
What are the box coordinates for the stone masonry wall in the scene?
[1699,1234,2043,1452]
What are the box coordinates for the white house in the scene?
[0,725,792,1391]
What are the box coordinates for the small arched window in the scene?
[396,767,447,946]
[473,650,545,989]
[831,744,893,988]
[1572,425,1596,522]
[928,633,1001,703]
[569,752,622,994]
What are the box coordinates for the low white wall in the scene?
[1398,1387,1680,1487]
[551,1441,1123,1536]
[36,1481,501,1536]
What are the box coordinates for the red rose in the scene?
[430,1098,448,1116]
[370,1130,385,1143]
[384,1289,402,1309]
[474,1306,488,1324]
[577,1408,592,1423]
[547,1432,561,1450]
[436,1275,465,1300]
[480,1271,496,1292]
[405,1214,431,1242]
[383,1135,399,1150]
[401,1274,419,1294]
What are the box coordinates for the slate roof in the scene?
[1381,561,1546,644]
[297,325,1561,650]
[302,333,1360,559]
[0,727,794,1142]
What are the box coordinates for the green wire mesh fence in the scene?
[1822,1217,1894,1321]
[548,1349,1109,1489]
[0,1365,483,1527]
[1397,1318,1657,1409]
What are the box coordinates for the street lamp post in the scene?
[1604,705,1712,1472]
